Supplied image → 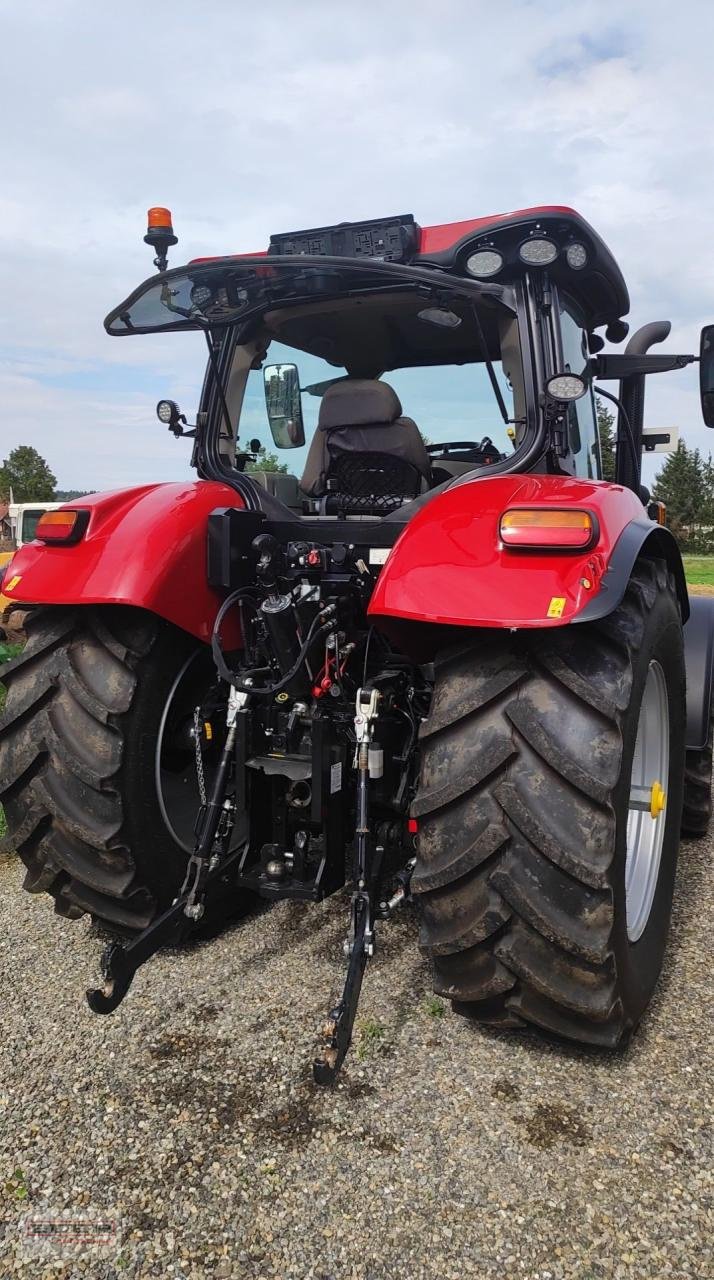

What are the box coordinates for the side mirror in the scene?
[700,326,714,426]
[263,363,305,449]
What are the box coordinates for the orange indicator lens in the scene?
[36,510,87,543]
[500,508,594,549]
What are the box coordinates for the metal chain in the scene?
[193,707,207,806]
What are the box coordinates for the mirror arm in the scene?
[592,353,695,379]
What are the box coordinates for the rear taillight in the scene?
[500,508,595,550]
[36,509,89,544]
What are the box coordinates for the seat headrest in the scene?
[318,379,403,431]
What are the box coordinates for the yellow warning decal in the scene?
[204,722,213,741]
[5,574,21,592]
[547,597,566,618]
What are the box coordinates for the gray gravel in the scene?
[1,833,712,1280]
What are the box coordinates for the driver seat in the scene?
[299,379,431,514]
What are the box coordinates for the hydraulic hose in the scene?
[211,591,336,696]
[593,384,640,479]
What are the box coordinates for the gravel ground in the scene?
[0,831,712,1280]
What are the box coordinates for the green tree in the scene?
[652,439,714,549]
[245,447,288,474]
[0,446,56,502]
[596,397,616,481]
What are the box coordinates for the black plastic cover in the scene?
[207,507,266,590]
[269,215,419,263]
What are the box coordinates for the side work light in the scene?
[546,373,587,402]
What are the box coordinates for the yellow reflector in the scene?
[650,781,666,819]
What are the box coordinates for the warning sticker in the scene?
[330,762,343,794]
[547,597,566,618]
[5,575,21,592]
[368,548,390,566]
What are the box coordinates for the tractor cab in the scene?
[106,206,638,525]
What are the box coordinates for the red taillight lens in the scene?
[36,509,89,544]
[500,508,595,549]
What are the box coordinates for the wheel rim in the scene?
[626,660,669,942]
[155,649,223,854]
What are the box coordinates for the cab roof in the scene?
[191,205,630,330]
[106,207,629,340]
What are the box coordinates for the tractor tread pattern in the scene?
[681,711,713,836]
[413,559,670,1048]
[0,607,160,929]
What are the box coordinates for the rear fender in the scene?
[1,481,246,644]
[369,474,688,629]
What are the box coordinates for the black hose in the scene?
[211,590,336,696]
[235,617,335,698]
[211,587,264,685]
[594,384,640,480]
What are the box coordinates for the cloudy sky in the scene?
[1,0,712,491]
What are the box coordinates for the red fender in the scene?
[368,474,653,630]
[2,481,246,643]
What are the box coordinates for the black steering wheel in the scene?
[426,440,483,456]
[426,438,502,462]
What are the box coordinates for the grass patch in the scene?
[683,556,714,587]
[422,995,446,1018]
[356,1017,386,1060]
[0,640,22,669]
[3,1169,29,1202]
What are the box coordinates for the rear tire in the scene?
[412,559,686,1047]
[0,606,223,930]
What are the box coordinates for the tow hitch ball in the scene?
[86,686,415,1085]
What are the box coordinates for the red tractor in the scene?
[2,206,714,1081]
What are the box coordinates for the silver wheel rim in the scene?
[626,659,669,942]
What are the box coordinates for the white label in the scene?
[368,547,390,565]
[330,762,342,795]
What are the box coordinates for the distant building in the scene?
[0,501,11,544]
